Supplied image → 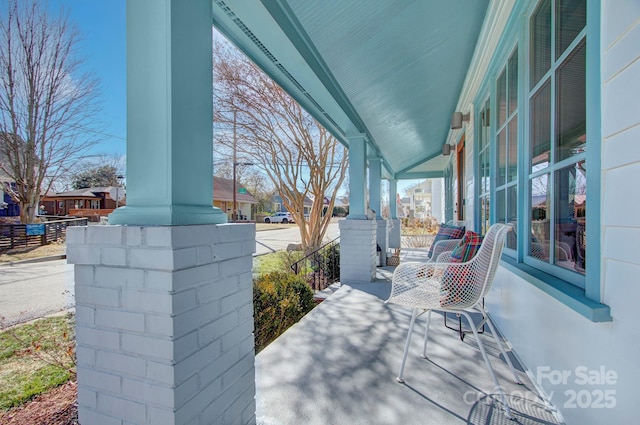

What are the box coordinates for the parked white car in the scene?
[264,212,294,224]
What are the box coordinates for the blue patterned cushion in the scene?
[428,224,465,258]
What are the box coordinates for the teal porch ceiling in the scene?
[212,0,489,178]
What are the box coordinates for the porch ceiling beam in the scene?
[395,150,444,177]
[395,171,444,180]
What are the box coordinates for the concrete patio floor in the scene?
[255,250,564,425]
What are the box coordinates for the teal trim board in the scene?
[347,135,367,220]
[388,179,398,219]
[501,257,611,322]
[369,158,382,219]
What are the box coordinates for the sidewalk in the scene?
[0,259,73,327]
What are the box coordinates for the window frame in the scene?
[477,96,492,236]
[494,46,519,256]
[524,0,587,288]
[471,0,608,321]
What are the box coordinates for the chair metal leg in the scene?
[397,309,418,383]
[460,311,514,420]
[421,310,432,359]
[483,314,522,384]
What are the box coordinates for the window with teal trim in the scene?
[527,0,586,286]
[478,97,491,235]
[495,48,518,252]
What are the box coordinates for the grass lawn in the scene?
[253,251,305,276]
[0,314,75,410]
[0,242,66,264]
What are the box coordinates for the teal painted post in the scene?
[389,179,398,219]
[369,158,382,219]
[347,135,367,219]
[585,0,601,302]
[109,0,226,226]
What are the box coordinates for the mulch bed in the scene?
[0,381,78,425]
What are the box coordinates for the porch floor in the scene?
[255,250,563,425]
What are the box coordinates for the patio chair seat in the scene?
[386,223,521,419]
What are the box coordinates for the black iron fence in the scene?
[291,237,340,291]
[0,217,88,253]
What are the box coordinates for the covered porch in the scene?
[65,1,638,424]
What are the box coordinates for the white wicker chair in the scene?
[386,223,520,419]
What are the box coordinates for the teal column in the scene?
[109,0,226,225]
[368,157,382,219]
[347,135,367,219]
[389,179,398,219]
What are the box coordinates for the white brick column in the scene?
[376,219,389,264]
[339,219,376,283]
[67,224,256,425]
[388,219,401,249]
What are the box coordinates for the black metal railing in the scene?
[0,218,88,253]
[291,237,340,291]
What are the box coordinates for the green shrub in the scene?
[332,206,348,217]
[253,272,314,353]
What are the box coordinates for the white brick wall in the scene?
[339,219,377,283]
[67,223,256,425]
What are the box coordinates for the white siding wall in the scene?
[487,3,640,424]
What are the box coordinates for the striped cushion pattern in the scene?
[450,231,484,263]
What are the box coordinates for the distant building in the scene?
[402,178,444,222]
[213,176,257,221]
[269,193,312,216]
[41,187,126,219]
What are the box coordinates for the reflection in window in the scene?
[530,174,550,262]
[507,186,518,250]
[481,196,490,236]
[508,119,518,183]
[556,40,586,162]
[556,0,586,59]
[531,0,551,88]
[478,99,491,235]
[497,129,507,187]
[555,161,586,274]
[530,80,551,172]
[497,70,507,126]
[508,51,518,115]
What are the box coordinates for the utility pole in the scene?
[232,109,237,222]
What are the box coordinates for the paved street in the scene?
[255,220,340,255]
[0,259,73,327]
[0,222,342,325]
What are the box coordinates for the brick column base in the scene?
[339,219,376,284]
[67,224,256,425]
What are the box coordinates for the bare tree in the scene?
[0,0,100,223]
[213,38,347,251]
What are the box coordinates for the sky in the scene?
[50,0,127,158]
[43,1,421,196]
